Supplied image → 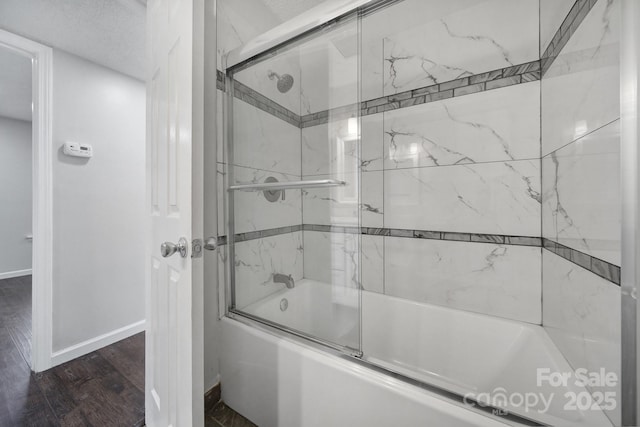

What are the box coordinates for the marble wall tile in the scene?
[539,0,575,55]
[361,235,384,294]
[383,82,540,169]
[233,166,302,234]
[541,0,620,156]
[382,0,539,96]
[361,31,384,103]
[384,160,541,236]
[542,250,621,426]
[302,171,360,227]
[299,24,359,115]
[360,0,487,98]
[235,50,302,116]
[384,236,542,323]
[302,119,360,176]
[362,171,383,228]
[361,114,384,172]
[303,230,360,290]
[233,98,301,176]
[234,231,304,309]
[301,170,382,228]
[542,120,620,265]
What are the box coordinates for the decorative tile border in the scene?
[219,59,541,130]
[541,0,597,75]
[221,228,620,285]
[234,224,303,243]
[219,224,542,248]
[220,0,596,127]
[233,80,301,127]
[300,60,542,128]
[542,238,620,285]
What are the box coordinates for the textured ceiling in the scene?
[0,0,327,87]
[0,0,146,80]
[261,0,328,22]
[0,46,32,122]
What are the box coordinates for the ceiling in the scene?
[0,0,328,107]
[0,0,146,81]
[0,46,32,122]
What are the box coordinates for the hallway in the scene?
[0,276,255,426]
[0,276,145,426]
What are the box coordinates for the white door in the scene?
[146,0,202,426]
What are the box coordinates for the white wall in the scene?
[51,50,146,354]
[0,117,32,277]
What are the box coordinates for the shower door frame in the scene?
[620,0,640,425]
[219,3,545,425]
[222,8,366,358]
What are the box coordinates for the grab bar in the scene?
[228,179,346,192]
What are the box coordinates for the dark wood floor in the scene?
[0,275,256,427]
[0,275,146,426]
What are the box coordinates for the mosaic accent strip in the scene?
[233,81,301,127]
[218,224,543,248]
[234,224,303,243]
[299,61,541,128]
[543,238,620,285]
[219,59,541,130]
[541,0,597,75]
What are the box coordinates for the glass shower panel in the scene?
[226,15,362,353]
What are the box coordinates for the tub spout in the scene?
[274,273,295,289]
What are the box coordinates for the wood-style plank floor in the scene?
[0,276,256,427]
[0,275,145,426]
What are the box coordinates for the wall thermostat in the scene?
[63,142,93,158]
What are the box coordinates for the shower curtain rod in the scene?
[225,0,374,70]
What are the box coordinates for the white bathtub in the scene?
[242,278,360,349]
[224,280,613,427]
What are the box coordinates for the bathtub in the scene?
[222,279,613,427]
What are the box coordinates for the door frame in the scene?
[0,29,54,372]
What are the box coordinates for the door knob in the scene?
[161,237,188,258]
[204,237,218,251]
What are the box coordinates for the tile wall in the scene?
[540,0,621,424]
[215,5,623,420]
[299,0,544,324]
[541,0,621,425]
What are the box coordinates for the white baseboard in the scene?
[0,269,32,280]
[51,319,146,367]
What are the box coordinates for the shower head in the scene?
[268,70,294,93]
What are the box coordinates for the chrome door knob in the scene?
[161,237,188,258]
[204,237,218,251]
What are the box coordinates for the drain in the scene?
[280,298,288,311]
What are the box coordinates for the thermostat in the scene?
[63,142,93,158]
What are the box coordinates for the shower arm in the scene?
[228,179,346,192]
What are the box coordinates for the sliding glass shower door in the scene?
[224,13,362,353]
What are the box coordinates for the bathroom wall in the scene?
[540,0,621,424]
[299,0,543,324]
[51,50,146,357]
[0,117,32,278]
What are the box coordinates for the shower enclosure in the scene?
[215,0,629,425]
